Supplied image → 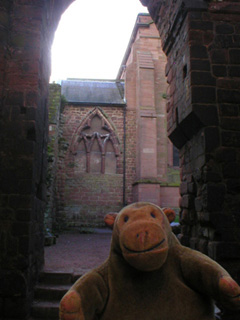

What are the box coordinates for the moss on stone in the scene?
[167,167,180,185]
[133,178,161,185]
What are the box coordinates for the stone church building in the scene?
[1,1,240,319]
[47,14,180,231]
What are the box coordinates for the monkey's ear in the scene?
[104,213,118,229]
[162,208,176,223]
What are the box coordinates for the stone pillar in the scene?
[45,84,62,238]
[133,51,160,205]
[141,1,240,318]
[0,1,74,318]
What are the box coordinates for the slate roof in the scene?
[61,79,125,106]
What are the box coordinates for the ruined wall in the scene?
[0,1,74,318]
[124,108,137,204]
[53,14,180,232]
[142,1,240,318]
[45,83,62,236]
[56,105,132,230]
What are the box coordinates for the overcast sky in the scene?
[50,0,148,83]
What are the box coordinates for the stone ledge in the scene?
[133,178,161,185]
[209,2,240,14]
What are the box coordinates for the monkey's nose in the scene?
[136,231,148,245]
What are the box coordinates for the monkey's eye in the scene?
[150,212,156,218]
[124,215,129,222]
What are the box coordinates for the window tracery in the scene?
[70,108,120,174]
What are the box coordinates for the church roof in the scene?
[61,79,125,106]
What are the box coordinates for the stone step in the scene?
[72,272,83,283]
[31,301,59,319]
[30,271,84,319]
[34,284,70,301]
[38,270,77,285]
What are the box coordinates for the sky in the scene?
[50,0,148,83]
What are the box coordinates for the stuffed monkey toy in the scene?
[60,202,240,320]
[103,207,176,228]
[162,207,176,223]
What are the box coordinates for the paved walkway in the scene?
[44,231,112,274]
[44,231,222,318]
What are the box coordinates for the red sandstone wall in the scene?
[121,14,180,209]
[144,5,240,318]
[125,109,137,204]
[0,1,74,318]
[56,105,137,229]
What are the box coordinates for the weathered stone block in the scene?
[221,118,240,131]
[180,182,188,195]
[26,90,38,107]
[229,49,240,64]
[216,23,234,34]
[215,147,236,162]
[180,194,195,209]
[194,198,203,212]
[203,171,222,183]
[16,209,32,221]
[193,104,219,126]
[190,45,208,59]
[212,65,227,77]
[204,127,220,152]
[211,49,228,64]
[5,91,24,106]
[5,296,29,319]
[217,78,240,90]
[191,71,216,86]
[12,221,31,236]
[226,179,240,195]
[9,195,32,210]
[208,241,240,261]
[190,59,210,71]
[202,183,226,211]
[213,34,234,49]
[222,131,240,147]
[192,87,216,104]
[189,20,213,31]
[0,271,27,296]
[219,104,239,117]
[229,65,240,77]
[18,236,31,256]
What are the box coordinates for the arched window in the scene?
[70,108,120,174]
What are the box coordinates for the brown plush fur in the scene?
[104,212,117,229]
[60,202,240,320]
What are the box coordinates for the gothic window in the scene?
[71,108,120,174]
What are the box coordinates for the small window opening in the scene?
[183,64,188,80]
